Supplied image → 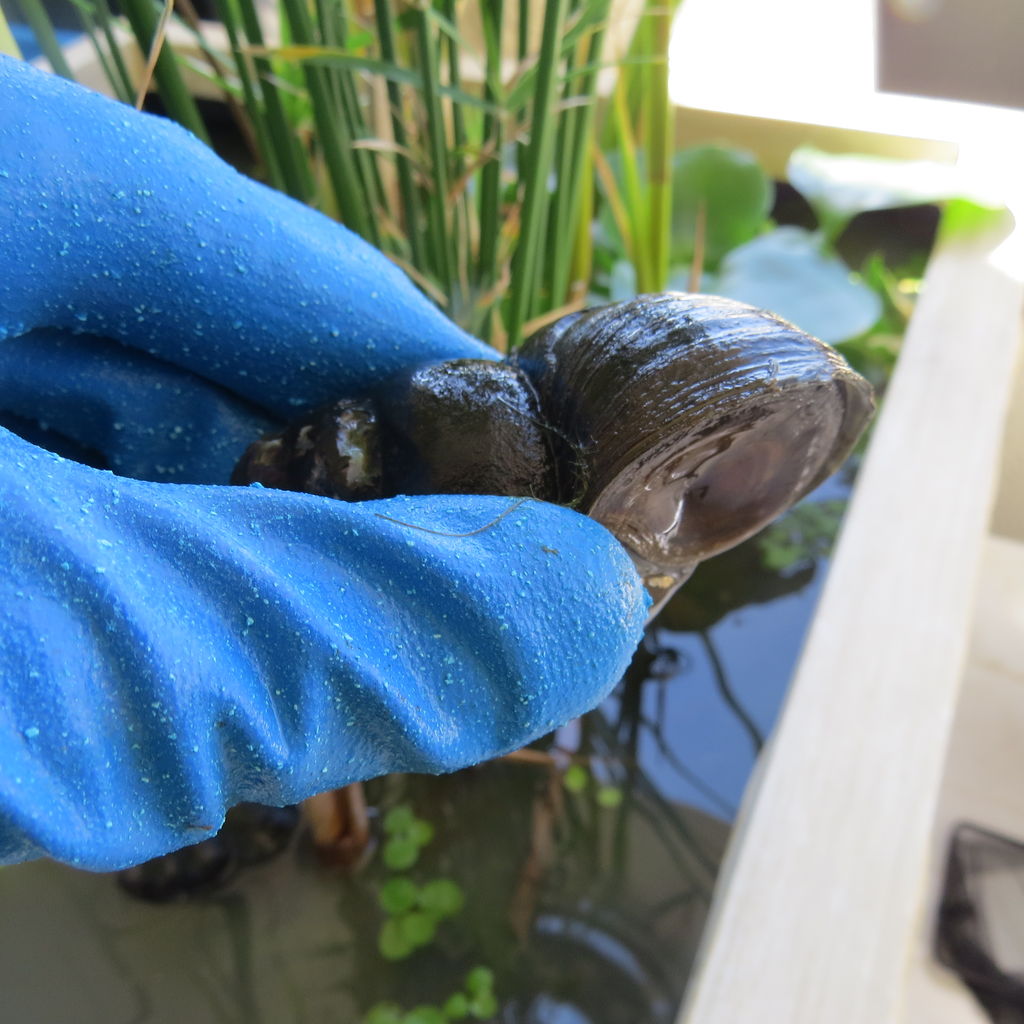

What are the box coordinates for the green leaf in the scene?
[671,145,773,269]
[408,819,435,848]
[344,26,373,50]
[709,227,882,344]
[757,500,847,572]
[364,1002,404,1024]
[596,786,623,808]
[467,992,498,1020]
[383,837,420,871]
[0,5,23,59]
[403,1007,447,1024]
[417,878,465,918]
[398,910,438,948]
[465,966,495,997]
[562,763,589,794]
[378,918,415,961]
[379,877,419,916]
[442,993,470,1020]
[939,197,1010,243]
[787,146,1001,242]
[383,805,415,835]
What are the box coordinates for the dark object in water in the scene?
[235,293,874,612]
[936,823,1024,1022]
[116,803,300,902]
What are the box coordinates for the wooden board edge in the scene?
[678,218,1024,1023]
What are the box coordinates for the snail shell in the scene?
[233,293,874,608]
[230,399,382,501]
[374,359,556,499]
[513,293,874,600]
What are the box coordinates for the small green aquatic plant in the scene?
[380,803,434,873]
[562,760,622,807]
[364,966,497,1024]
[365,803,497,1022]
[375,804,466,960]
[376,872,465,961]
[757,499,848,573]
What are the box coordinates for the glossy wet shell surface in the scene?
[515,293,874,570]
[374,359,556,499]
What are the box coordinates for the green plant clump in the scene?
[376,804,464,961]
[364,965,497,1024]
[8,0,986,364]
[368,805,496,1017]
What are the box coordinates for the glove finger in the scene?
[0,429,647,870]
[0,328,280,482]
[0,57,496,418]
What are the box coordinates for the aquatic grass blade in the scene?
[506,0,570,348]
[374,0,423,267]
[118,0,210,142]
[62,0,663,341]
[9,0,75,78]
[414,4,453,298]
[643,4,672,291]
[0,4,21,58]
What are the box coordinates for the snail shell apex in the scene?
[230,400,382,501]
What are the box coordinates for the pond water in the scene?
[0,468,854,1024]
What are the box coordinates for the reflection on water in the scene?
[0,478,851,1024]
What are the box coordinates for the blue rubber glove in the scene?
[0,57,648,870]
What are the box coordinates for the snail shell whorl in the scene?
[515,293,874,570]
[375,359,556,499]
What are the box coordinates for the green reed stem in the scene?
[279,0,371,237]
[548,0,609,307]
[11,0,74,78]
[232,0,312,200]
[89,0,136,101]
[0,3,20,57]
[643,5,672,291]
[374,0,423,268]
[477,0,504,341]
[506,0,569,347]
[118,0,209,142]
[415,5,452,297]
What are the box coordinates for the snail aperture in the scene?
[233,293,875,611]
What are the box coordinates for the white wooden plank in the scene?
[679,220,1024,1024]
[992,358,1024,541]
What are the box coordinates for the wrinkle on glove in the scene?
[0,430,647,870]
[0,55,496,418]
[0,329,281,483]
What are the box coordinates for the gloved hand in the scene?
[0,56,648,871]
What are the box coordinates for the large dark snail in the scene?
[233,293,874,612]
